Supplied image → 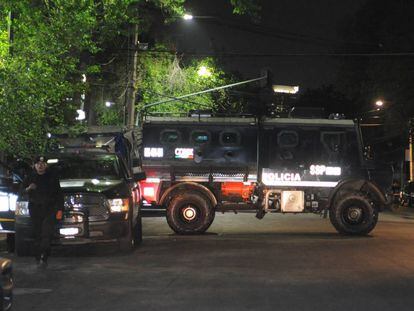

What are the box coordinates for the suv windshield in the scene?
[49,154,121,180]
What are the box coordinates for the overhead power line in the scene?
[137,49,414,58]
[204,18,379,49]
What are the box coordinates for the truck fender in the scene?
[328,178,389,211]
[159,182,218,209]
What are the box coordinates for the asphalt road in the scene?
[3,209,414,311]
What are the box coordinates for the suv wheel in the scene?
[15,227,31,257]
[134,213,143,245]
[166,192,215,234]
[118,220,134,253]
[330,192,378,235]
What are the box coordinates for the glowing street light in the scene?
[182,13,193,20]
[76,109,86,121]
[272,85,299,94]
[105,101,114,108]
[375,100,384,108]
[197,66,212,77]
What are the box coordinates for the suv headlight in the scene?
[107,198,129,213]
[15,201,29,216]
[0,192,17,212]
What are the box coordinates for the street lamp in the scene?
[182,13,194,20]
[375,100,384,108]
[197,66,212,77]
[272,85,299,94]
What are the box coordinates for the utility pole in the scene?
[124,23,139,129]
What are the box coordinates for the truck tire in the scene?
[167,192,215,234]
[330,192,378,235]
[15,227,31,257]
[118,220,134,253]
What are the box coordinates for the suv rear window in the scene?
[49,154,121,180]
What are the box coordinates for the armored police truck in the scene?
[140,112,389,235]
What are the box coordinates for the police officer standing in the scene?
[24,156,63,267]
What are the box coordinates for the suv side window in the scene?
[118,158,131,179]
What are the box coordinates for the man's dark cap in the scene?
[34,155,48,164]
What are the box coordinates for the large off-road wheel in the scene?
[166,192,215,234]
[330,192,378,235]
[15,227,31,257]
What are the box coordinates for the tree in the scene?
[0,0,258,157]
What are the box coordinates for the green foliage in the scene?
[95,100,125,126]
[0,0,257,156]
[137,52,233,114]
[230,0,260,17]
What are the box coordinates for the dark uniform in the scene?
[24,157,63,263]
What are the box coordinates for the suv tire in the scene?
[119,220,134,253]
[134,213,143,245]
[330,192,378,235]
[167,192,215,234]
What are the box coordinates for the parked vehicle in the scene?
[15,150,145,256]
[400,181,414,207]
[139,112,390,235]
[0,257,13,311]
[10,127,145,256]
[0,162,25,252]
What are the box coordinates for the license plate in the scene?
[60,227,79,236]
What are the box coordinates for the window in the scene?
[220,131,240,146]
[320,132,346,164]
[191,131,210,145]
[277,131,298,148]
[321,132,344,153]
[51,155,121,180]
[160,130,180,144]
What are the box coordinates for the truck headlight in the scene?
[108,198,129,213]
[15,201,29,216]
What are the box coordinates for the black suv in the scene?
[14,151,145,256]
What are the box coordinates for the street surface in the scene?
[2,209,414,311]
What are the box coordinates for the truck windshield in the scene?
[49,154,121,180]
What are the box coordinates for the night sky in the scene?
[169,0,368,90]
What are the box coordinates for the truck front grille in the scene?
[64,193,109,221]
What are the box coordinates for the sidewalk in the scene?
[382,205,414,223]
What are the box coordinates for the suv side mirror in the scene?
[133,171,146,181]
